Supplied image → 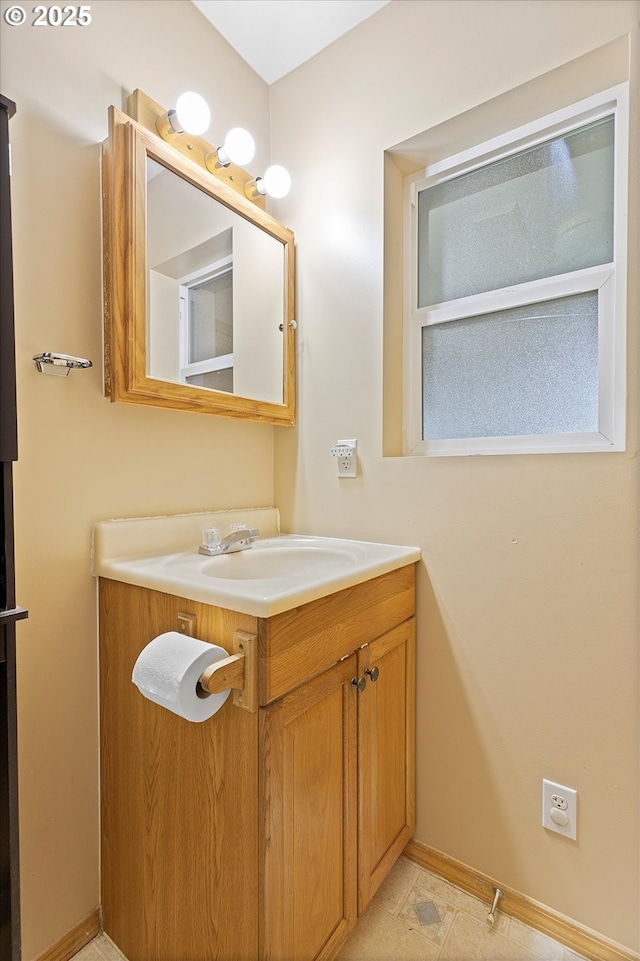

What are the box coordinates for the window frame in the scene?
[403,84,629,456]
[177,254,234,384]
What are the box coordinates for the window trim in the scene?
[178,254,233,383]
[403,84,629,456]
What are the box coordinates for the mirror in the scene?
[102,103,295,425]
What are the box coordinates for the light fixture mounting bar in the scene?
[126,89,266,210]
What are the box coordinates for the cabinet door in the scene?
[260,656,358,961]
[357,619,415,912]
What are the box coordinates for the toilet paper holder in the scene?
[197,630,257,713]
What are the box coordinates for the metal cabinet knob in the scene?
[351,676,367,693]
[365,666,380,682]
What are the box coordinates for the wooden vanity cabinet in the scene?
[99,563,415,961]
[260,619,416,961]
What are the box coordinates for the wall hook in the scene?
[33,352,92,377]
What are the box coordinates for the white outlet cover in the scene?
[336,439,357,478]
[542,779,577,840]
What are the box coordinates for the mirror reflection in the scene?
[146,158,286,405]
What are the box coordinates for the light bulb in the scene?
[174,92,210,136]
[219,127,255,167]
[262,165,291,199]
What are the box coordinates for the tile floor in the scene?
[72,857,589,961]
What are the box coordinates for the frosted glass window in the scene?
[418,118,614,307]
[421,293,599,440]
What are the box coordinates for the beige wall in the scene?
[0,1,274,957]
[2,0,639,956]
[271,0,639,950]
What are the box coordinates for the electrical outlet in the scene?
[551,793,568,810]
[542,779,577,839]
[330,439,358,478]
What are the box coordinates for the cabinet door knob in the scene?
[351,675,367,693]
[365,666,380,682]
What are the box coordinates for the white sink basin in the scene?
[93,511,420,617]
[167,537,372,581]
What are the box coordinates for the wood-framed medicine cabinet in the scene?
[102,91,296,425]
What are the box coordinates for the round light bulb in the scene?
[223,127,255,166]
[174,92,210,136]
[263,164,291,199]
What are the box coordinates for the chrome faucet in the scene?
[199,527,260,556]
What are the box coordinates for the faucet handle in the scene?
[202,527,221,550]
[230,524,260,540]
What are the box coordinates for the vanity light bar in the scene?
[152,90,290,201]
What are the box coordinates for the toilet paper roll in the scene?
[132,631,231,723]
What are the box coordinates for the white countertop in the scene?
[93,508,421,617]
